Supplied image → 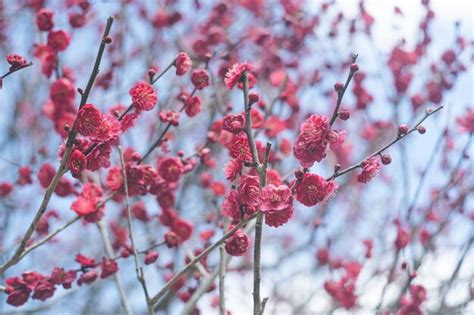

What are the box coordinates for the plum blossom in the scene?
[260,184,294,227]
[295,173,338,207]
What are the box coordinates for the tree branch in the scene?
[118,145,153,315]
[0,17,114,276]
[149,213,257,306]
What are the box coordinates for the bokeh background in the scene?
[0,0,473,314]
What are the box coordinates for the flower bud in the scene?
[398,124,409,135]
[144,251,159,265]
[417,126,426,134]
[249,92,259,105]
[338,109,350,120]
[295,169,304,179]
[103,35,112,44]
[164,231,180,248]
[381,154,392,165]
[148,68,156,79]
[131,152,141,161]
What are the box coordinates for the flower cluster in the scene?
[223,178,294,229]
[4,252,122,307]
[5,272,53,306]
[398,285,427,315]
[75,254,119,285]
[37,163,76,196]
[293,114,345,168]
[71,183,105,222]
[42,78,77,138]
[456,108,474,133]
[32,8,73,78]
[222,175,261,221]
[222,175,260,221]
[222,113,245,134]
[295,173,338,207]
[76,104,121,142]
[107,163,153,196]
[6,54,28,71]
[324,261,362,309]
[159,110,181,126]
[159,208,194,248]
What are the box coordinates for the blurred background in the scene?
[0,0,473,314]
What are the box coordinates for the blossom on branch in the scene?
[294,114,345,167]
[260,184,294,227]
[225,228,250,256]
[357,157,381,184]
[295,173,338,207]
[224,62,253,89]
[129,81,158,111]
[175,52,192,76]
[191,68,211,90]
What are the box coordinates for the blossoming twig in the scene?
[180,220,257,315]
[149,212,258,306]
[18,216,81,261]
[0,17,114,276]
[138,91,194,164]
[240,72,269,315]
[329,54,358,126]
[1,62,33,79]
[96,221,132,315]
[150,58,177,85]
[327,105,444,181]
[405,125,448,220]
[118,145,153,315]
[82,57,177,158]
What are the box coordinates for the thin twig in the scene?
[1,62,33,79]
[138,88,195,164]
[183,244,210,277]
[327,106,444,181]
[151,58,176,84]
[218,244,226,315]
[118,146,153,315]
[329,54,358,126]
[97,221,132,315]
[149,213,257,306]
[405,126,448,220]
[440,233,474,309]
[180,220,257,315]
[242,73,268,315]
[18,216,81,260]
